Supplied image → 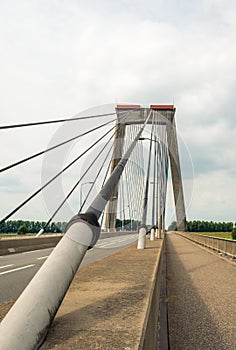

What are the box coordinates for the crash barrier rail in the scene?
[139,235,166,350]
[174,231,236,259]
[0,235,63,255]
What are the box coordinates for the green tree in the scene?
[50,222,61,233]
[17,225,29,235]
[115,219,122,229]
[168,221,177,231]
[232,224,236,240]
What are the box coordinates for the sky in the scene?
[0,0,236,226]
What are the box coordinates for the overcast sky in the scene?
[0,0,236,226]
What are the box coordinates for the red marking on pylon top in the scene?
[116,104,141,109]
[150,105,174,110]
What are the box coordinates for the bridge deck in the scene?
[38,239,163,350]
[166,233,236,350]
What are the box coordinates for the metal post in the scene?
[137,132,153,249]
[158,214,162,239]
[155,141,159,238]
[150,136,157,241]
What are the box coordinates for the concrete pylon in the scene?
[166,112,187,231]
[104,119,126,231]
[105,104,187,233]
[104,104,141,232]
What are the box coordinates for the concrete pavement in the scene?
[166,232,236,350]
[0,239,164,350]
[0,234,138,303]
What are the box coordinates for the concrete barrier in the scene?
[174,231,236,259]
[0,235,63,255]
[139,235,166,350]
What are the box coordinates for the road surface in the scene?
[0,232,138,303]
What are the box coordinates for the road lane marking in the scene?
[37,256,49,260]
[8,248,15,253]
[0,264,35,275]
[93,234,138,248]
[98,242,116,247]
[0,264,14,269]
[22,249,43,254]
[96,237,137,248]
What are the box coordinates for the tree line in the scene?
[2,219,235,236]
[0,220,67,234]
[168,220,234,232]
[1,219,139,235]
[115,219,140,231]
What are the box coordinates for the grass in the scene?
[0,233,35,238]
[191,232,232,240]
[0,233,18,237]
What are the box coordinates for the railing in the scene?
[175,231,236,259]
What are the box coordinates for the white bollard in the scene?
[137,226,147,249]
[150,227,155,241]
[0,216,100,350]
[155,227,158,238]
[158,225,162,239]
[36,228,44,237]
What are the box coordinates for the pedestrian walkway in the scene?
[166,232,236,350]
[37,239,162,350]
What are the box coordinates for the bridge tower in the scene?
[104,104,187,232]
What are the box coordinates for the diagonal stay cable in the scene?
[40,113,129,232]
[98,140,114,229]
[0,108,136,130]
[0,118,116,173]
[41,132,115,231]
[136,126,144,224]
[124,126,133,227]
[86,110,153,220]
[0,125,115,224]
[79,141,114,213]
[79,142,114,213]
[0,112,116,130]
[138,134,145,222]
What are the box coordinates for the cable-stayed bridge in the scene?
[0,105,235,349]
[0,104,186,234]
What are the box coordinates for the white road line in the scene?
[0,264,14,269]
[37,256,48,260]
[22,249,43,254]
[95,235,138,248]
[0,264,35,276]
[97,239,136,248]
[117,238,134,242]
[98,242,116,247]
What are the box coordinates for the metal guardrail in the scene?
[175,232,236,259]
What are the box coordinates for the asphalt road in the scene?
[0,232,138,303]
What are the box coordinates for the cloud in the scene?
[187,169,236,222]
[0,0,236,223]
